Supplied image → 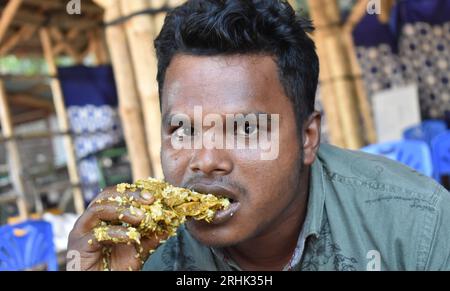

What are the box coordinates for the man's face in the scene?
[160,54,314,247]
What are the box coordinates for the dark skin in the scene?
[67,54,321,271]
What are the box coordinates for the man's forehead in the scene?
[161,54,284,111]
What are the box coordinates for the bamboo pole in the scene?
[168,0,185,6]
[0,79,28,221]
[50,27,85,64]
[307,0,345,147]
[342,0,378,144]
[343,0,368,32]
[150,0,169,37]
[0,24,35,56]
[313,34,345,147]
[121,0,163,178]
[9,93,54,112]
[39,27,85,214]
[89,28,110,65]
[307,0,364,149]
[0,0,23,44]
[378,0,395,24]
[342,29,377,144]
[94,0,152,180]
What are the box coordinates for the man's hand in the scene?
[67,187,168,271]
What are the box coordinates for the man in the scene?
[68,0,450,271]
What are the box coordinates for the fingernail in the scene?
[141,192,153,201]
[129,207,144,217]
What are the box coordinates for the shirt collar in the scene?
[302,148,327,239]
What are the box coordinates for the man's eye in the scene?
[236,122,258,136]
[174,126,195,138]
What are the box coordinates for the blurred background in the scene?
[0,0,449,270]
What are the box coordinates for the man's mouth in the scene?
[189,183,241,225]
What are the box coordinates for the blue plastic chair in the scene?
[431,132,450,183]
[403,120,447,146]
[0,220,58,271]
[361,140,433,177]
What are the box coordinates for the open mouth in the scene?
[190,183,241,224]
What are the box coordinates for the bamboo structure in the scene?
[39,27,85,214]
[95,0,187,179]
[378,0,395,24]
[94,0,153,180]
[340,0,396,144]
[0,79,28,220]
[88,28,110,65]
[120,0,163,178]
[0,0,23,43]
[307,0,365,149]
[343,0,378,144]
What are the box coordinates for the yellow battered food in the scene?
[92,178,230,269]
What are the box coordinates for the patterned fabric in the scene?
[59,66,122,202]
[68,105,122,159]
[353,0,450,120]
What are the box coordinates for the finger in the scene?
[73,202,146,235]
[68,228,102,253]
[89,187,155,208]
[79,232,103,251]
[93,225,141,245]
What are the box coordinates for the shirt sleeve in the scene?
[424,187,450,271]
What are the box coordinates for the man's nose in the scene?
[189,148,233,176]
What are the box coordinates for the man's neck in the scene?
[224,185,309,271]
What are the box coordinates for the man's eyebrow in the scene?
[162,111,273,125]
[230,112,273,119]
[162,110,193,127]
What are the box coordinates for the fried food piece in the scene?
[94,178,230,243]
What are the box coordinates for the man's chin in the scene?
[185,220,242,248]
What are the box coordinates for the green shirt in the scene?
[143,143,450,271]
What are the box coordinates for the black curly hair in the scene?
[155,0,319,127]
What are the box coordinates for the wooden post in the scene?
[49,27,84,64]
[0,79,28,221]
[342,29,377,144]
[120,0,163,178]
[150,0,169,37]
[94,0,153,180]
[0,0,23,44]
[307,0,345,147]
[0,24,35,56]
[378,0,395,24]
[307,0,364,149]
[342,0,377,144]
[313,35,346,147]
[89,28,110,65]
[39,27,85,214]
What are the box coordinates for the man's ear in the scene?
[302,111,321,166]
